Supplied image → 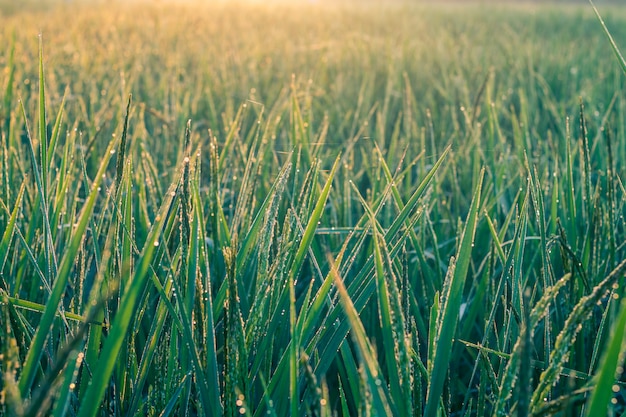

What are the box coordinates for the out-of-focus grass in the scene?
[1,1,625,416]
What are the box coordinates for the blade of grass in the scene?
[158,373,192,417]
[0,294,102,325]
[328,255,394,416]
[288,154,340,415]
[352,182,410,416]
[51,350,80,417]
[36,36,58,294]
[0,182,25,283]
[424,168,483,417]
[590,0,626,74]
[18,136,117,397]
[76,179,177,417]
[38,35,48,205]
[584,295,626,417]
[309,148,449,382]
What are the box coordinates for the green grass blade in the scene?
[352,182,409,415]
[289,265,298,417]
[306,147,447,381]
[51,350,80,417]
[584,296,626,417]
[287,156,340,285]
[590,0,626,75]
[45,88,66,192]
[192,175,222,412]
[35,37,57,294]
[1,294,98,324]
[18,137,117,397]
[428,292,439,377]
[235,160,292,276]
[76,180,177,417]
[328,256,393,416]
[125,276,174,416]
[287,154,340,413]
[158,373,192,417]
[38,35,48,203]
[114,95,132,194]
[424,169,484,417]
[0,182,25,281]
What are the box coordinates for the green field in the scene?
[1,1,626,416]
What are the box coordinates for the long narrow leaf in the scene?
[424,169,484,417]
[18,137,117,397]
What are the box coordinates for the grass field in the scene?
[1,1,626,416]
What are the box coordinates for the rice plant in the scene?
[0,1,625,416]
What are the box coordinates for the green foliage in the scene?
[0,1,625,416]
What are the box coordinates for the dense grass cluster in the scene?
[1,1,626,416]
